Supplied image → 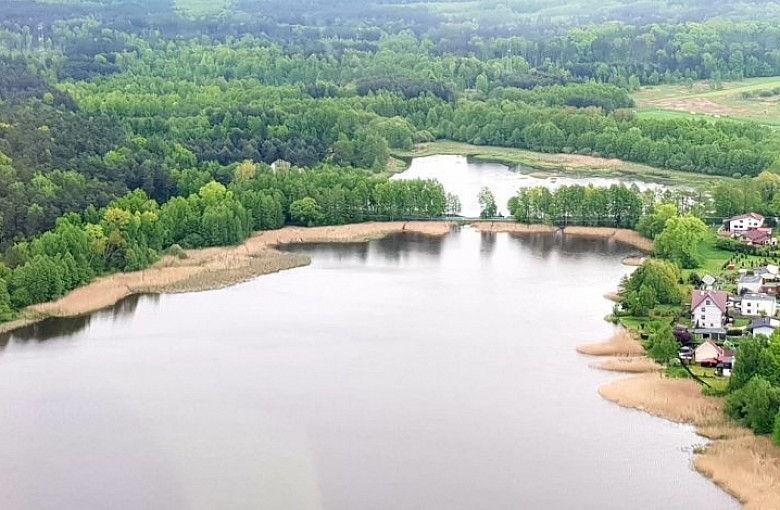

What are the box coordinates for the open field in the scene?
[174,0,229,15]
[635,76,780,125]
[393,141,732,187]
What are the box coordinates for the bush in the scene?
[167,244,188,259]
[726,376,780,435]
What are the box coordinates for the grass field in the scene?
[174,0,229,16]
[392,140,733,187]
[634,76,780,125]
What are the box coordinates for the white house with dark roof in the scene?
[749,317,780,337]
[740,293,777,317]
[728,213,765,232]
[691,290,728,329]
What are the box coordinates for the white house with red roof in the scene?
[728,212,765,232]
[691,290,728,329]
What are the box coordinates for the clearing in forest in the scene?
[174,0,229,16]
[634,76,780,125]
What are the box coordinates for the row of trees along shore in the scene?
[5,1,780,252]
[0,162,450,322]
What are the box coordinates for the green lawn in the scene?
[688,229,771,276]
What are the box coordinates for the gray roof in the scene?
[692,327,728,335]
[750,317,776,330]
[743,293,776,302]
[702,275,716,286]
[739,274,763,284]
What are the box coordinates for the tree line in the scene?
[0,162,448,322]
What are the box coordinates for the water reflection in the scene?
[393,155,671,217]
[0,229,737,510]
[373,231,445,260]
[0,293,149,350]
[479,232,497,258]
[284,232,446,265]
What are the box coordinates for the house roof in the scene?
[731,212,765,222]
[739,273,763,284]
[742,292,776,302]
[749,317,777,330]
[741,230,771,243]
[702,275,716,286]
[691,290,728,313]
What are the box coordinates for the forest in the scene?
[5,0,780,320]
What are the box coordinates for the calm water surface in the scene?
[394,155,668,217]
[0,230,737,509]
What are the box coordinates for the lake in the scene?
[0,229,737,509]
[393,154,670,217]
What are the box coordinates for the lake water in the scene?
[0,229,737,509]
[393,154,668,217]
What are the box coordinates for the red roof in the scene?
[731,212,765,222]
[691,290,728,313]
[742,230,771,243]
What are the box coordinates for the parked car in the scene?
[679,346,694,361]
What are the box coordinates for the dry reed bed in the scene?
[592,357,662,373]
[599,374,780,509]
[27,222,454,322]
[471,223,654,252]
[576,329,646,357]
[622,256,646,266]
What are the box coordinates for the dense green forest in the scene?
[6,0,780,319]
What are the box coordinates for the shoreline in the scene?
[392,140,731,187]
[584,333,780,508]
[1,222,652,335]
[1,221,454,335]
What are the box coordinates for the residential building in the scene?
[691,290,728,329]
[694,340,735,371]
[739,293,777,317]
[749,317,780,337]
[738,273,763,294]
[728,212,765,232]
[694,340,722,365]
[740,229,777,246]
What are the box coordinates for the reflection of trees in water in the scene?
[282,242,370,262]
[510,232,634,258]
[0,294,148,350]
[2,315,92,345]
[374,232,444,262]
[480,232,497,258]
[108,293,146,319]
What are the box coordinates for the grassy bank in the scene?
[392,141,729,187]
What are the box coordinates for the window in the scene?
[706,300,712,305]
